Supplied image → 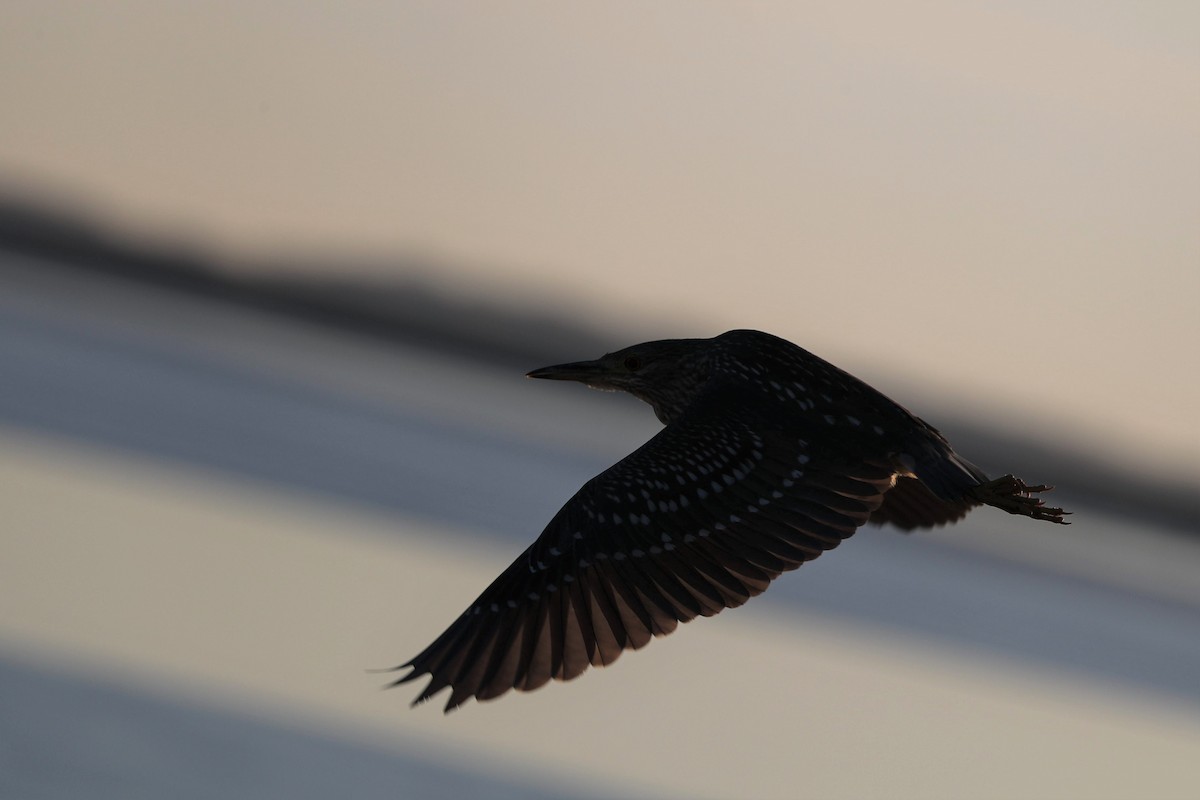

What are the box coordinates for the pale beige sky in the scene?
[1,1,1197,478]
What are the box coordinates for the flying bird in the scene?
[392,329,1068,711]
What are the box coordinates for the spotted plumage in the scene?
[391,329,1068,711]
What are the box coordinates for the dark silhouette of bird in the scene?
[391,329,1068,711]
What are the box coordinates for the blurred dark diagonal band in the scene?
[1,195,1194,535]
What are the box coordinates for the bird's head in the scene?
[527,338,712,424]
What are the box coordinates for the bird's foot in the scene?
[972,475,1071,524]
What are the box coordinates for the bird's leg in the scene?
[970,475,1071,524]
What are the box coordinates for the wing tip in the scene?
[380,661,482,713]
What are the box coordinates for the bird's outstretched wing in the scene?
[391,386,897,712]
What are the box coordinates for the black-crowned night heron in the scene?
[392,329,1068,711]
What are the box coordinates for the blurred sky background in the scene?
[2,0,1198,478]
[2,3,1199,799]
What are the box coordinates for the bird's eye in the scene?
[623,355,642,371]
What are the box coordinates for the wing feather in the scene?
[393,386,899,711]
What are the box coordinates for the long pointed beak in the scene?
[526,359,608,382]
